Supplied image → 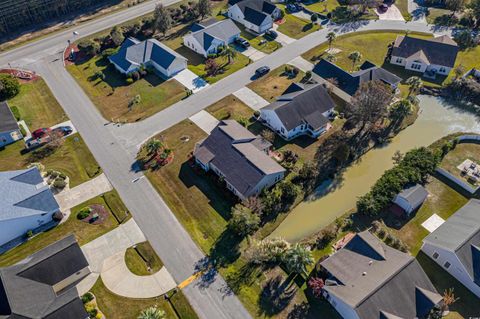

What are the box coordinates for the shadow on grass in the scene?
[247,121,317,151]
[258,275,297,316]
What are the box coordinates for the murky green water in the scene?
[271,95,480,242]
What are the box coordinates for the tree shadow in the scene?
[258,275,297,317]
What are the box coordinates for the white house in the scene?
[260,83,335,140]
[0,167,60,247]
[393,184,428,216]
[227,0,281,34]
[390,35,459,78]
[109,37,187,77]
[421,199,480,298]
[183,19,241,58]
[193,120,285,200]
[320,231,442,319]
[0,101,23,148]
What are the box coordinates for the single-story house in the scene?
[260,82,335,140]
[0,167,60,246]
[194,120,285,200]
[109,37,188,77]
[0,235,90,318]
[183,19,241,58]
[393,184,428,216]
[312,59,401,96]
[390,35,459,78]
[421,199,480,298]
[227,0,281,34]
[0,101,22,148]
[320,231,443,319]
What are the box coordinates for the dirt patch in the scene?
[80,204,109,225]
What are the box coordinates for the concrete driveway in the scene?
[233,87,269,111]
[241,47,267,61]
[376,5,405,21]
[189,110,219,134]
[174,69,209,93]
[272,24,296,45]
[288,56,314,72]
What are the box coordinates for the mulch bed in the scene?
[0,68,38,83]
[80,204,108,225]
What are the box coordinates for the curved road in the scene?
[0,6,451,319]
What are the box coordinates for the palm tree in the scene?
[224,46,237,65]
[441,288,459,314]
[324,53,337,63]
[282,243,314,275]
[146,138,162,155]
[390,99,412,123]
[326,32,336,51]
[138,306,166,319]
[348,51,362,71]
[405,76,422,96]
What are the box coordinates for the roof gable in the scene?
[0,101,19,133]
[243,6,269,26]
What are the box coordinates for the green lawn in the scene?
[67,55,187,123]
[440,143,480,186]
[8,78,68,130]
[187,51,251,84]
[277,15,321,39]
[395,0,411,20]
[0,190,124,266]
[305,0,340,13]
[206,95,255,122]
[248,65,305,102]
[91,278,199,319]
[426,7,454,25]
[0,134,101,187]
[238,25,282,54]
[125,241,164,276]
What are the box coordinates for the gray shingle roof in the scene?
[423,199,480,285]
[397,184,428,206]
[243,7,269,26]
[0,168,59,222]
[321,231,441,319]
[0,102,19,133]
[0,235,89,319]
[190,19,240,51]
[392,35,459,68]
[109,37,187,72]
[262,83,334,131]
[194,120,284,197]
[234,0,277,15]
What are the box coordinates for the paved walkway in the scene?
[55,173,112,211]
[376,5,405,21]
[174,69,209,93]
[272,24,296,46]
[18,120,32,140]
[189,110,219,134]
[241,47,267,61]
[233,87,269,111]
[288,56,314,72]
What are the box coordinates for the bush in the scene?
[102,48,117,57]
[77,207,91,220]
[132,71,140,81]
[253,110,260,118]
[26,230,33,238]
[377,228,386,239]
[81,292,94,304]
[53,178,67,189]
[238,117,249,127]
[0,74,20,100]
[19,123,27,137]
[87,308,98,317]
[10,105,21,120]
[126,78,134,84]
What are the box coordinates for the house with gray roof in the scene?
[183,19,241,58]
[109,37,187,77]
[0,235,90,318]
[260,82,335,140]
[193,120,285,200]
[390,35,459,78]
[313,59,401,97]
[0,101,22,148]
[393,184,428,216]
[0,167,60,247]
[227,0,280,34]
[320,231,442,319]
[422,199,480,298]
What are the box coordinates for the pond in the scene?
[271,95,480,242]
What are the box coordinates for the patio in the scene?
[457,158,480,185]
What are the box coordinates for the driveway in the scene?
[376,5,405,21]
[174,69,209,93]
[51,120,78,136]
[288,56,314,72]
[241,47,267,62]
[233,87,269,111]
[189,110,219,134]
[272,24,296,45]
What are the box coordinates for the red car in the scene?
[32,128,51,139]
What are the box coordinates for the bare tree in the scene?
[153,4,172,37]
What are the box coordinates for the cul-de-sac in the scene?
[0,0,479,318]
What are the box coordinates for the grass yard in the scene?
[440,143,480,185]
[67,55,187,123]
[8,78,67,130]
[383,177,468,255]
[0,190,124,266]
[91,278,199,319]
[0,134,101,187]
[238,26,282,54]
[187,52,251,84]
[305,0,340,13]
[276,15,321,39]
[206,95,255,122]
[426,7,454,25]
[247,65,305,102]
[125,241,164,276]
[395,0,411,20]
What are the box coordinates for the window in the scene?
[439,67,446,73]
[411,63,422,70]
[432,252,439,259]
[444,261,451,269]
[280,127,285,133]
[396,57,403,63]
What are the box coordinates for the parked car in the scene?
[235,38,250,48]
[255,66,270,77]
[379,4,389,12]
[264,30,278,40]
[53,126,73,136]
[286,3,302,12]
[31,128,51,139]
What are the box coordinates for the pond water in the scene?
[271,95,480,242]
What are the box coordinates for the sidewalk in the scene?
[189,110,219,134]
[288,56,314,72]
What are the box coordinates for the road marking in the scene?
[178,271,203,289]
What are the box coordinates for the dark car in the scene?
[286,3,302,12]
[255,66,270,77]
[31,128,51,139]
[264,30,278,40]
[379,4,389,12]
[53,126,73,136]
[235,38,250,48]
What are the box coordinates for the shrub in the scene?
[0,74,20,100]
[53,178,67,189]
[385,233,394,245]
[77,207,91,220]
[377,228,386,239]
[253,110,260,118]
[26,230,33,238]
[49,170,60,178]
[19,123,27,137]
[132,71,140,81]
[10,105,21,120]
[237,117,249,127]
[126,78,134,84]
[59,173,67,179]
[81,292,94,304]
[102,48,117,57]
[316,225,337,249]
[87,308,98,317]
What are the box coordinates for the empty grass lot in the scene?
[0,190,126,266]
[276,15,321,39]
[247,65,305,102]
[0,134,101,187]
[8,78,68,130]
[125,241,164,276]
[67,56,186,123]
[305,0,340,13]
[206,95,255,122]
